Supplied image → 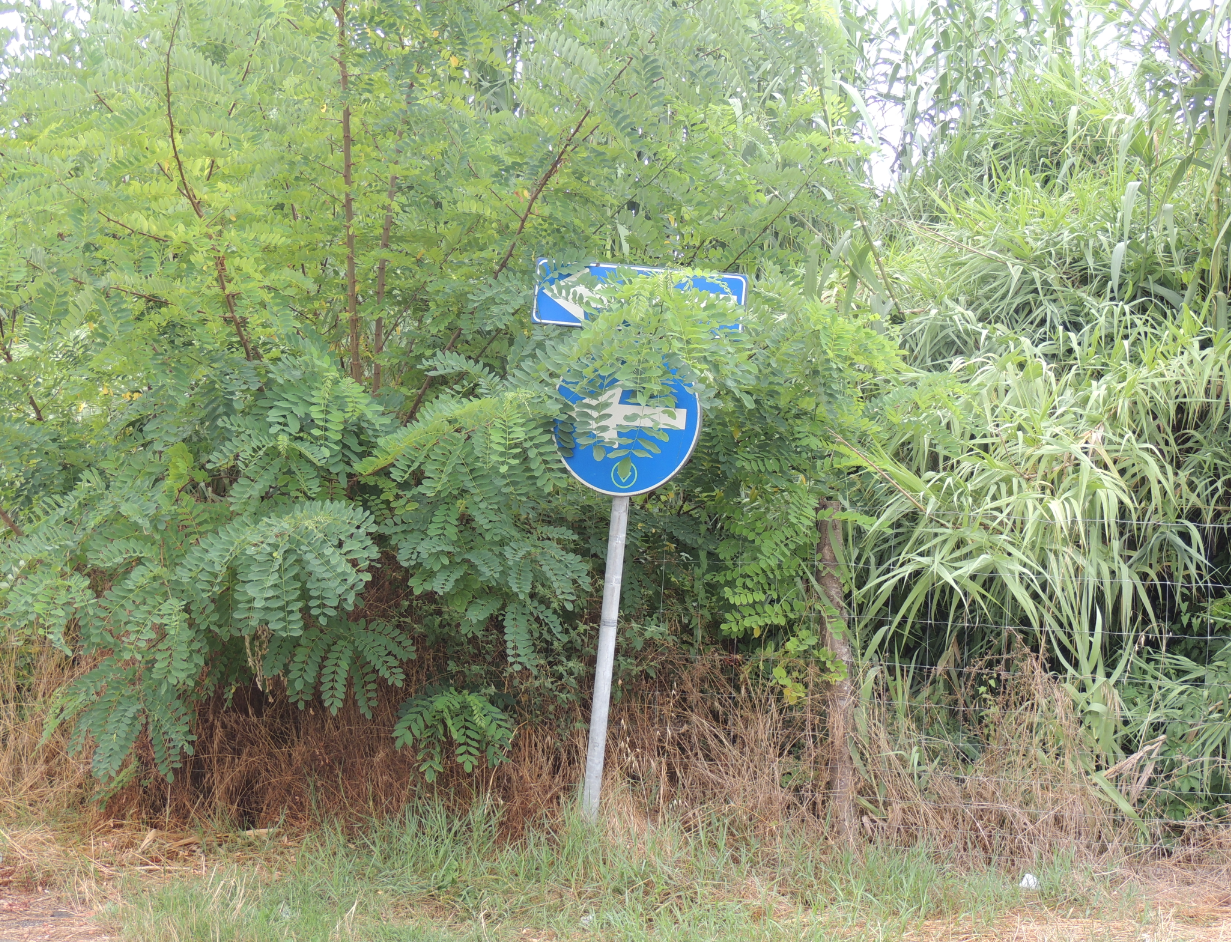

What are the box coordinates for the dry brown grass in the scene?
[0,639,1215,871]
[590,653,1149,866]
[0,645,95,818]
[605,661,825,832]
[851,652,1133,862]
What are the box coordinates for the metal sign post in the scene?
[556,377,700,821]
[540,258,747,820]
[581,495,629,820]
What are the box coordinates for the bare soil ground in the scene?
[0,892,109,942]
[902,873,1231,942]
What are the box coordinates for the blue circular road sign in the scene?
[555,376,701,496]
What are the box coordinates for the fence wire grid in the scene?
[607,508,1231,862]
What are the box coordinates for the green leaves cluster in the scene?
[394,687,515,782]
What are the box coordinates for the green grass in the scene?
[105,803,1142,941]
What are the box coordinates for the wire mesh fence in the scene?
[604,508,1231,863]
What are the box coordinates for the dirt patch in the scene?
[905,920,1218,941]
[901,870,1231,942]
[0,892,110,942]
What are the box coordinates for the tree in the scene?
[0,0,896,782]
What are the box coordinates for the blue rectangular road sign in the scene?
[532,259,748,327]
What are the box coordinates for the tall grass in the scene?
[837,59,1231,784]
[1,645,1167,866]
[0,644,94,816]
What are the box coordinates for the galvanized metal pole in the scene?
[582,495,630,820]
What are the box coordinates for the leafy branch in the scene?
[163,9,256,362]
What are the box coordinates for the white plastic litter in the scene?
[1020,873,1040,890]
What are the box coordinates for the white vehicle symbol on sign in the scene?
[580,387,687,446]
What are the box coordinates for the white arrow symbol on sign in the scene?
[580,387,687,447]
[545,270,601,322]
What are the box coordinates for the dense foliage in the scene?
[0,0,893,783]
[5,0,1231,821]
[840,0,1231,815]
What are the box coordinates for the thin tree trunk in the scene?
[1214,177,1222,312]
[0,505,23,538]
[372,172,396,394]
[336,0,360,384]
[817,499,856,844]
[163,11,255,361]
[0,342,44,422]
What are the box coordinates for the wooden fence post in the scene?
[818,499,857,844]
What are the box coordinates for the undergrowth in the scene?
[1,641,1214,868]
[0,645,1212,940]
[107,805,1141,942]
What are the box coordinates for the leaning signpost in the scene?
[535,260,747,819]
